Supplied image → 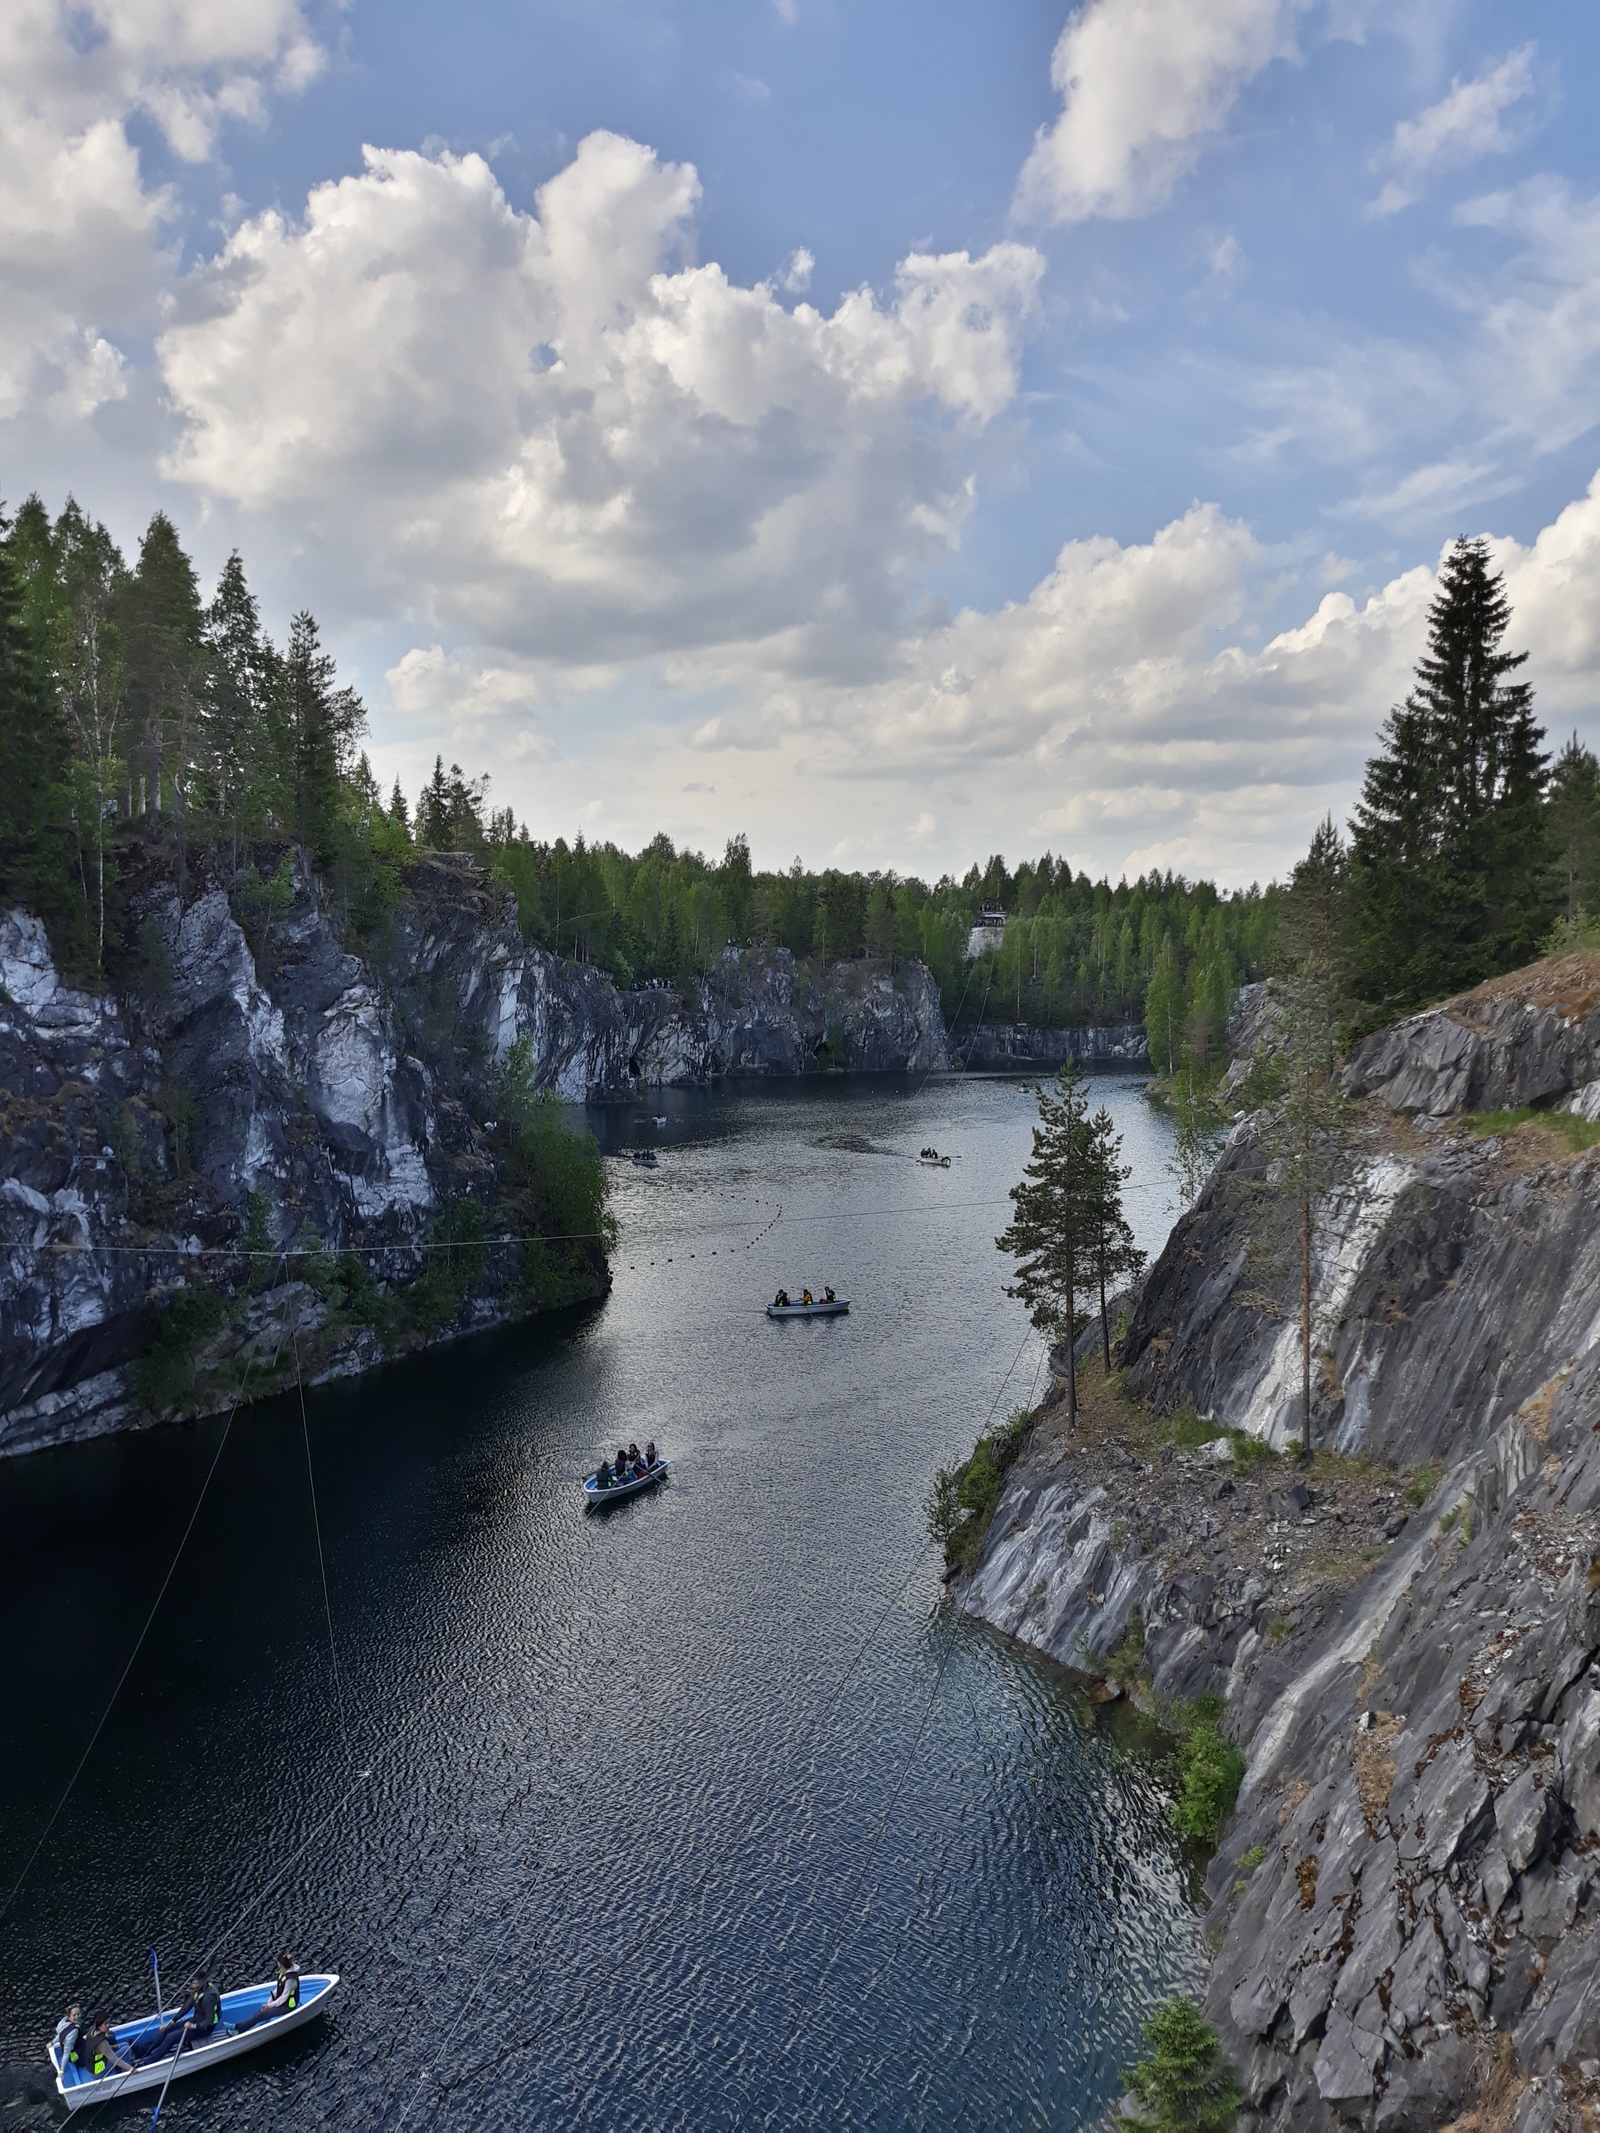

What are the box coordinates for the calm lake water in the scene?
[0,1070,1203,2130]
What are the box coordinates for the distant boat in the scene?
[766,1297,849,1319]
[585,1457,668,1507]
[51,1975,340,2112]
[652,1115,668,1127]
[918,1147,951,1168]
[630,1150,658,1168]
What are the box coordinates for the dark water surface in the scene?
[0,1072,1203,2130]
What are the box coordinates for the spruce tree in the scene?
[118,512,206,858]
[1546,733,1600,930]
[1351,536,1550,1004]
[996,1058,1097,1426]
[205,552,283,859]
[0,501,78,951]
[279,611,365,866]
[1120,1997,1242,2132]
[1144,933,1183,1074]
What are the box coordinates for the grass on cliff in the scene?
[926,1408,1034,1572]
[1463,1105,1600,1155]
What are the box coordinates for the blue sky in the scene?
[5,0,1599,885]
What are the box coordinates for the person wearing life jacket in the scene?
[645,1441,657,1468]
[52,2002,83,2076]
[801,1288,813,1306]
[594,1456,613,1489]
[824,1287,836,1303]
[184,1974,223,2046]
[81,2010,134,2078]
[236,1952,299,2031]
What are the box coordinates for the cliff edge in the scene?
[958,951,1600,2132]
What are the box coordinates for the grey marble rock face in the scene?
[965,952,1600,2131]
[1,857,955,1457]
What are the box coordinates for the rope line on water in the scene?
[0,1263,295,1934]
[290,1276,353,1769]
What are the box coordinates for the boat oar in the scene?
[151,1947,164,2020]
[150,2026,188,2124]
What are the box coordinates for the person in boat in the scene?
[81,2010,135,2078]
[645,1441,657,1467]
[615,1449,629,1483]
[52,2002,83,2075]
[594,1456,613,1489]
[235,1953,299,2031]
[133,1973,221,2065]
[824,1287,835,1303]
[774,1289,789,1308]
[801,1288,813,1306]
[626,1441,643,1475]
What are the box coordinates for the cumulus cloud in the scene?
[519,471,1600,887]
[1370,45,1537,216]
[0,0,322,419]
[160,132,1043,670]
[1014,0,1300,225]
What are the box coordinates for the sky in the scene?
[4,0,1599,889]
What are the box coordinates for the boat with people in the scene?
[766,1288,849,1319]
[585,1442,667,1507]
[629,1150,658,1168]
[918,1147,951,1167]
[49,1972,340,2111]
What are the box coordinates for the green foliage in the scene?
[1167,1696,1246,1846]
[1404,1459,1441,1508]
[1351,536,1553,1011]
[1226,1429,1272,1470]
[1120,1998,1244,2131]
[926,1409,1035,1567]
[1108,1607,1146,1685]
[1233,1843,1267,1892]
[1547,734,1600,927]
[1169,1407,1226,1451]
[1465,1105,1600,1154]
[128,1286,231,1413]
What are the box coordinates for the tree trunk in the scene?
[1064,1294,1076,1428]
[1099,1261,1111,1372]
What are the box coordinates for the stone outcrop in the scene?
[1,853,954,1457]
[956,1021,1148,1069]
[957,950,1600,2131]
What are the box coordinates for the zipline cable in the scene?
[290,1280,351,1765]
[0,1262,295,1932]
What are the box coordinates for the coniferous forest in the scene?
[1,494,1596,1062]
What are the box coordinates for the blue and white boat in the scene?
[585,1457,668,1508]
[50,1973,340,2112]
[765,1297,849,1319]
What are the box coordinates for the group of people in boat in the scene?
[53,1955,300,2078]
[593,1441,659,1488]
[772,1287,836,1308]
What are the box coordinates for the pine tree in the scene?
[996,1058,1097,1426]
[278,611,365,865]
[1546,733,1600,929]
[205,552,283,860]
[118,513,206,873]
[1352,537,1551,1004]
[53,500,128,964]
[0,501,79,953]
[1085,1104,1144,1370]
[1120,1997,1242,2133]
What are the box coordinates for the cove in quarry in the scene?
[0,1071,1201,2130]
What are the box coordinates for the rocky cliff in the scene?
[957,1020,1148,1069]
[957,951,1600,2131]
[0,851,952,1457]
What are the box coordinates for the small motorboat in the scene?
[50,1973,340,2112]
[766,1297,850,1319]
[630,1150,658,1168]
[585,1457,668,1507]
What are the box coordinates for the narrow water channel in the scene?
[0,1071,1203,2130]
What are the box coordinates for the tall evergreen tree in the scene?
[1351,537,1550,1004]
[1144,933,1183,1075]
[204,552,283,859]
[996,1058,1097,1427]
[278,611,365,865]
[1546,733,1600,929]
[119,512,206,848]
[0,502,79,953]
[53,500,128,963]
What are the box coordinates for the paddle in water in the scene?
[150,2027,187,2123]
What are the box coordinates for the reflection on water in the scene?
[0,1071,1201,2129]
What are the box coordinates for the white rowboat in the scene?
[50,1973,340,2111]
[585,1458,668,1507]
[765,1300,849,1319]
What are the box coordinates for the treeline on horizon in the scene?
[2,492,1596,1064]
[0,487,1278,1045]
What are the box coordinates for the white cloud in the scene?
[0,0,322,419]
[1370,45,1536,216]
[160,132,1043,673]
[1014,0,1299,225]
